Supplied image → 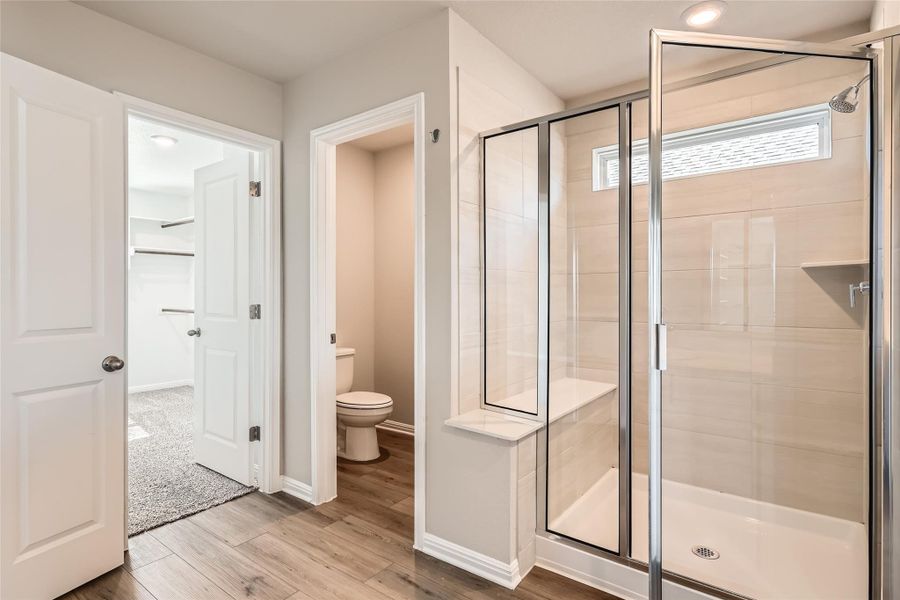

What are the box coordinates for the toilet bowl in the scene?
[336,347,393,461]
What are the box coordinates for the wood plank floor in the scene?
[61,430,619,599]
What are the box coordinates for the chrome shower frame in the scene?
[478,25,894,600]
[649,29,879,600]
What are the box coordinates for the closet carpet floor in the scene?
[128,385,255,536]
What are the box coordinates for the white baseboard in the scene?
[376,419,415,436]
[420,533,522,589]
[128,379,194,394]
[281,476,314,504]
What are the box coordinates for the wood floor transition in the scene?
[60,430,619,599]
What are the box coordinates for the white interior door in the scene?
[0,54,125,599]
[192,150,252,485]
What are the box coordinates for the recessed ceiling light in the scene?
[150,134,178,148]
[682,0,726,28]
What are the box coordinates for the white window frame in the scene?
[592,103,833,191]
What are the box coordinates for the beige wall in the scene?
[0,1,282,139]
[336,144,376,392]
[374,143,416,426]
[335,142,416,427]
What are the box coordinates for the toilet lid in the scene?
[336,391,393,409]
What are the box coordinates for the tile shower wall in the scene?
[628,56,870,522]
[483,126,539,411]
[459,64,569,418]
[458,69,540,414]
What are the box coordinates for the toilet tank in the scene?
[336,347,355,394]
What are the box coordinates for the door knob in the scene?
[101,355,125,372]
[187,328,201,337]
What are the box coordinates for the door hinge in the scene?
[330,333,336,344]
[249,181,261,197]
[249,425,261,442]
[249,304,261,319]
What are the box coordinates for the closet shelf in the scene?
[131,246,194,257]
[160,217,194,229]
[800,259,868,269]
[160,308,194,314]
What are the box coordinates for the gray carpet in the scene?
[128,385,255,536]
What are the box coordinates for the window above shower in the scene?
[592,103,832,190]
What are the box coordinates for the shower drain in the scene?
[691,545,720,560]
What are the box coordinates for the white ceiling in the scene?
[451,1,875,99]
[128,117,225,195]
[79,1,875,101]
[76,1,445,83]
[348,123,415,152]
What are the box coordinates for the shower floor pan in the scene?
[549,469,867,600]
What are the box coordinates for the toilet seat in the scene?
[336,391,393,410]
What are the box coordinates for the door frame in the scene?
[307,93,426,549]
[117,93,283,494]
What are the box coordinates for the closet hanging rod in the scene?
[160,308,194,314]
[131,247,194,257]
[160,217,194,229]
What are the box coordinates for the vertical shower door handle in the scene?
[656,323,667,371]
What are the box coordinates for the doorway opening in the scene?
[307,94,425,549]
[331,124,416,519]
[124,104,281,536]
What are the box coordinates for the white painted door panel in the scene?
[193,152,252,485]
[0,54,125,599]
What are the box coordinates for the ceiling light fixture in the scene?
[681,0,726,28]
[150,134,178,148]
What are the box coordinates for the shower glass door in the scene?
[646,31,877,600]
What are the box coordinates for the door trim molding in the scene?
[116,92,283,495]
[308,93,426,550]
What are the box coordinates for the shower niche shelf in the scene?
[800,258,868,269]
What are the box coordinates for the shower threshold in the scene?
[549,469,866,600]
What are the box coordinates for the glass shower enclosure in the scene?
[480,30,882,600]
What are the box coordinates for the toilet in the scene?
[335,347,393,461]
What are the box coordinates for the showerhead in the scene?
[829,86,860,113]
[829,74,870,114]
